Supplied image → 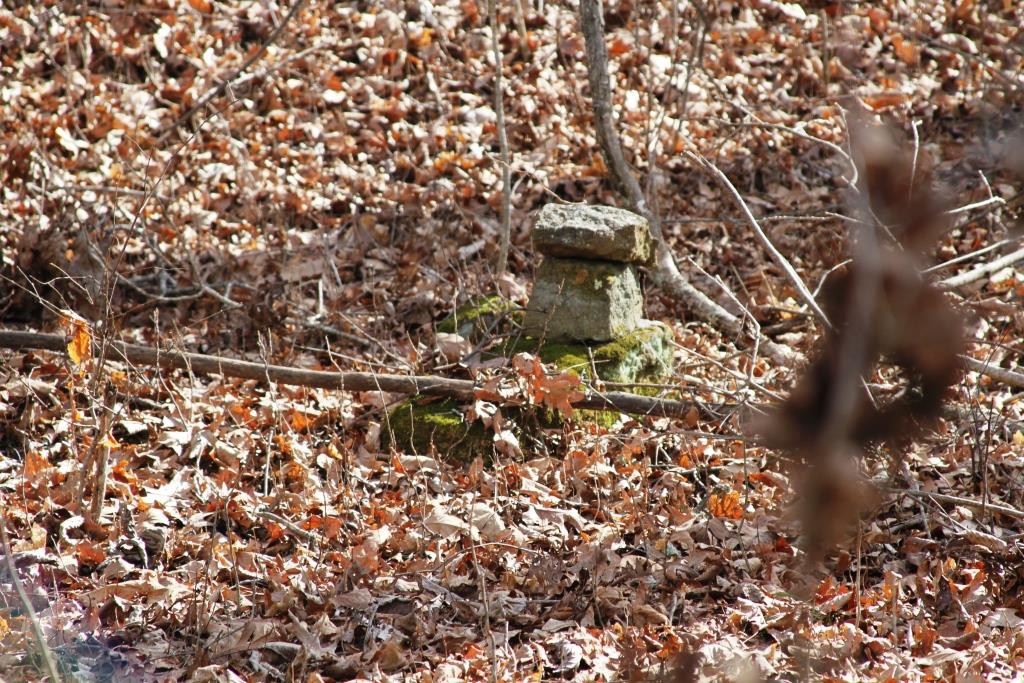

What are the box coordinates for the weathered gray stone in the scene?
[523,258,642,341]
[533,204,653,264]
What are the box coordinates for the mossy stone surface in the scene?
[506,320,675,428]
[437,296,518,341]
[522,258,642,342]
[508,320,674,384]
[389,322,675,461]
[383,398,492,464]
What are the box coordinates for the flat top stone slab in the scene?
[533,204,653,265]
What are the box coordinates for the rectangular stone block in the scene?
[523,258,642,341]
[533,204,653,265]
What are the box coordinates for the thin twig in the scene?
[468,494,500,683]
[89,386,117,521]
[689,153,831,327]
[923,236,1020,274]
[945,195,1005,216]
[51,184,172,203]
[0,329,717,418]
[489,0,513,275]
[0,518,64,682]
[723,119,852,169]
[885,487,1024,520]
[961,355,1024,390]
[938,246,1024,290]
[254,509,320,545]
[159,0,310,142]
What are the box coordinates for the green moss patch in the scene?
[389,322,676,461]
[383,398,493,464]
[503,321,675,428]
[506,321,674,384]
[437,296,519,341]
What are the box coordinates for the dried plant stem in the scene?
[577,0,802,368]
[159,0,310,142]
[0,518,64,682]
[689,153,831,327]
[489,0,513,275]
[88,386,117,521]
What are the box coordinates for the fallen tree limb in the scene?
[577,0,803,368]
[0,330,717,419]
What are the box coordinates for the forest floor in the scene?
[1,0,1024,680]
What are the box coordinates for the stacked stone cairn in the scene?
[521,203,674,385]
[524,203,653,341]
[385,204,675,463]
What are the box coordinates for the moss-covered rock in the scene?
[388,321,675,462]
[436,296,519,342]
[383,398,493,464]
[507,320,674,384]
[505,321,675,428]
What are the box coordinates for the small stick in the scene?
[961,355,1024,390]
[254,509,320,545]
[689,153,831,327]
[0,518,64,682]
[89,386,117,521]
[938,246,1024,290]
[923,236,1020,274]
[488,0,513,275]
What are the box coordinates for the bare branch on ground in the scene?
[577,0,803,368]
[0,330,721,419]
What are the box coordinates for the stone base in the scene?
[387,321,676,463]
[522,258,642,342]
[507,320,674,384]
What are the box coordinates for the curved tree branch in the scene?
[577,0,803,367]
